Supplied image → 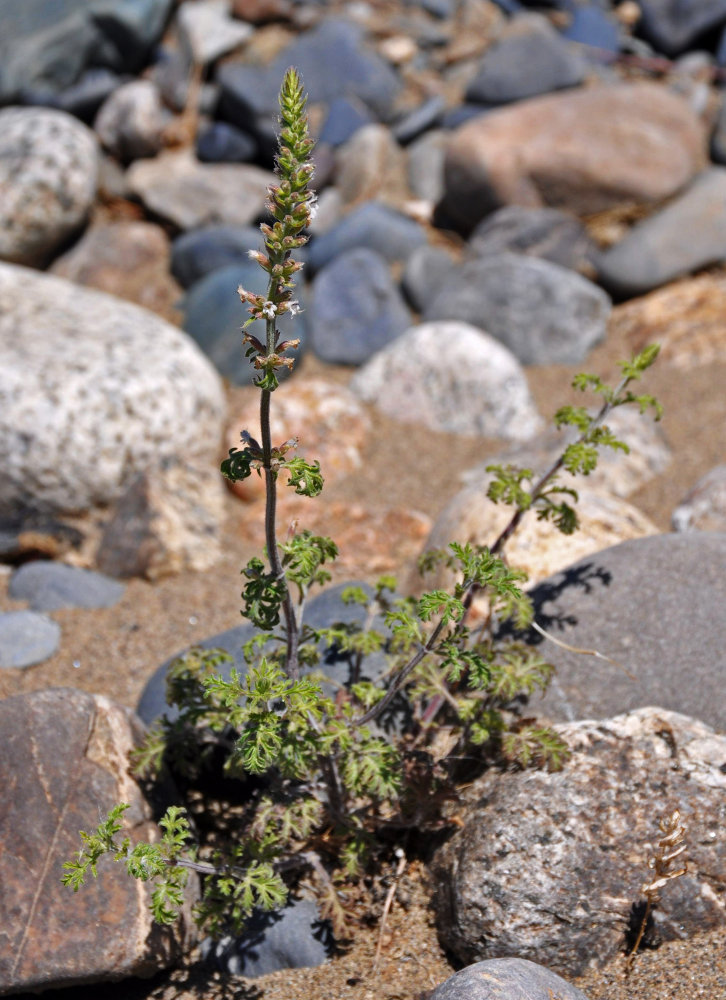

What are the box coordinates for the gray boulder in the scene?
[0,108,98,266]
[637,0,726,56]
[8,562,125,610]
[469,205,595,274]
[430,958,589,1000]
[423,254,610,365]
[0,263,225,515]
[432,707,726,977]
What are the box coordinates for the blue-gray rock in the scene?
[596,168,726,298]
[203,898,333,978]
[21,68,124,123]
[468,205,595,272]
[176,0,253,65]
[401,244,457,312]
[561,4,621,53]
[137,581,394,725]
[423,253,610,365]
[408,0,455,18]
[8,562,125,611]
[171,225,262,288]
[307,202,426,273]
[517,532,726,733]
[218,18,401,132]
[392,95,447,144]
[466,21,586,105]
[429,958,589,1000]
[0,611,61,668]
[672,465,726,532]
[310,249,412,365]
[0,108,98,267]
[196,121,258,163]
[318,96,375,147]
[182,263,307,384]
[489,0,524,13]
[637,0,726,56]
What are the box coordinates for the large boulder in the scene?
[637,0,726,56]
[430,958,589,1000]
[440,83,707,233]
[432,707,726,977]
[0,263,225,515]
[0,687,197,993]
[0,107,98,266]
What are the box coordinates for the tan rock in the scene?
[609,271,726,369]
[441,82,707,232]
[335,124,410,208]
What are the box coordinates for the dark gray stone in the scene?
[171,225,262,288]
[466,23,586,105]
[203,898,334,977]
[21,68,124,123]
[423,253,610,365]
[401,244,457,312]
[196,121,258,163]
[318,96,375,147]
[596,168,726,297]
[0,611,61,668]
[307,202,426,273]
[468,205,595,272]
[392,95,447,144]
[182,263,307,385]
[8,562,125,611]
[561,5,621,53]
[637,0,726,56]
[430,958,589,1000]
[517,533,726,733]
[310,248,412,365]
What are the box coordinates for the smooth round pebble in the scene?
[0,611,61,669]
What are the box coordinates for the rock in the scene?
[429,958,589,1000]
[0,107,98,266]
[710,94,726,164]
[432,706,726,977]
[608,272,726,370]
[440,83,707,233]
[96,456,226,580]
[50,221,182,320]
[672,465,726,532]
[217,19,402,131]
[596,169,726,298]
[203,897,333,977]
[0,688,196,993]
[637,0,726,56]
[401,244,457,312]
[127,148,273,230]
[469,205,595,273]
[8,562,125,610]
[177,0,253,65]
[318,96,375,147]
[392,95,447,144]
[28,68,123,124]
[0,512,84,564]
[561,4,621,52]
[231,0,294,23]
[226,379,371,501]
[0,263,225,514]
[171,224,262,288]
[350,321,542,440]
[196,121,258,163]
[465,19,586,105]
[310,248,412,365]
[406,129,447,205]
[181,262,307,384]
[517,533,726,732]
[423,485,657,601]
[0,611,61,669]
[423,254,610,365]
[307,202,427,273]
[460,405,672,500]
[93,79,166,162]
[335,124,409,207]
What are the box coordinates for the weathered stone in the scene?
[423,254,610,365]
[93,79,166,162]
[0,688,197,993]
[407,129,447,205]
[440,83,707,233]
[637,0,726,56]
[8,562,125,610]
[0,263,225,515]
[350,321,542,440]
[672,464,726,532]
[127,148,273,230]
[0,511,84,563]
[609,272,726,370]
[177,0,253,65]
[50,221,182,320]
[335,124,410,207]
[401,244,457,312]
[171,224,262,288]
[597,168,726,297]
[432,707,726,977]
[307,202,426,273]
[97,456,226,580]
[430,958,589,1000]
[0,611,61,669]
[519,533,726,733]
[0,107,98,266]
[469,205,595,274]
[196,121,258,163]
[226,379,371,501]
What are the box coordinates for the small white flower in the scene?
[288,300,302,316]
[261,300,278,319]
[307,193,318,222]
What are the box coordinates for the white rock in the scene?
[94,80,167,162]
[0,263,226,514]
[177,0,253,64]
[349,321,542,441]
